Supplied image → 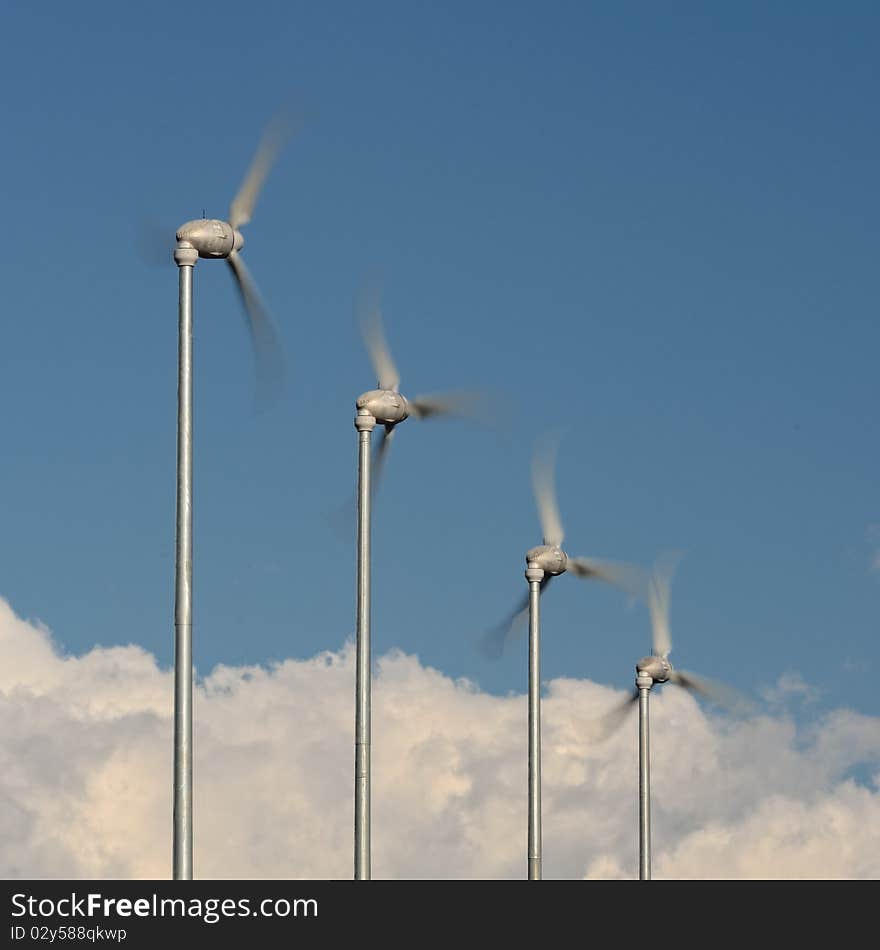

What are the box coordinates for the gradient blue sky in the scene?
[1,1,877,722]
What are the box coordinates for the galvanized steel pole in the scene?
[637,670,653,881]
[526,564,544,880]
[172,242,197,881]
[354,409,376,880]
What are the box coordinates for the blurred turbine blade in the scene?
[647,550,681,658]
[358,286,400,392]
[371,424,396,497]
[587,689,639,742]
[479,575,554,660]
[408,389,493,423]
[532,433,564,547]
[226,252,285,405]
[670,669,756,716]
[478,592,528,660]
[567,556,648,600]
[228,110,295,231]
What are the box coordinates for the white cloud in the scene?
[760,670,821,706]
[1,597,879,880]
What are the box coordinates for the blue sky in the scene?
[1,0,877,725]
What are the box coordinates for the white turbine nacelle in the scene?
[175,219,245,259]
[526,544,568,575]
[636,654,672,684]
[356,389,410,425]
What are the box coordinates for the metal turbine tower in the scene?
[352,289,481,880]
[171,114,290,880]
[483,436,646,880]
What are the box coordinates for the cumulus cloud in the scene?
[1,597,879,880]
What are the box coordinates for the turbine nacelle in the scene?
[526,544,568,576]
[175,219,245,259]
[636,654,672,684]
[356,389,410,426]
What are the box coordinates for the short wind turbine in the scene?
[171,113,290,881]
[593,555,750,880]
[352,289,481,880]
[483,436,646,881]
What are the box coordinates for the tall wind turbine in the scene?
[352,289,481,880]
[483,436,646,880]
[171,114,290,881]
[594,555,750,880]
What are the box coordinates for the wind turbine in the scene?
[482,436,646,880]
[171,113,291,881]
[352,289,481,880]
[593,555,750,880]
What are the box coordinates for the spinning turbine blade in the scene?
[669,669,755,715]
[359,291,400,392]
[646,553,752,711]
[229,112,293,231]
[371,424,396,496]
[588,688,639,742]
[568,556,648,599]
[532,434,564,547]
[408,390,489,421]
[647,551,680,658]
[227,251,285,401]
[479,576,554,659]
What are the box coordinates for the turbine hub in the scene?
[356,389,410,425]
[526,544,567,575]
[175,219,236,259]
[636,655,672,684]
